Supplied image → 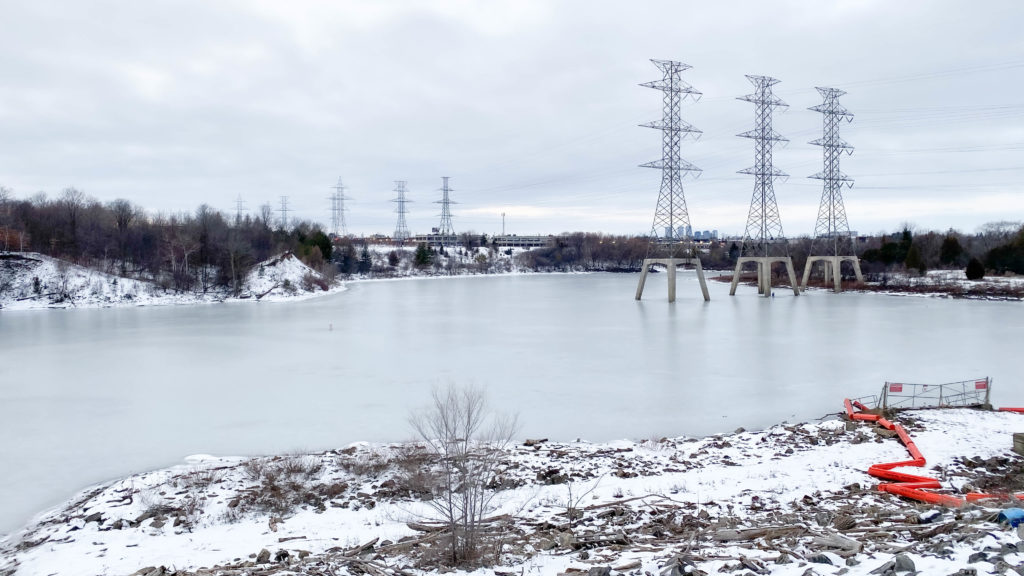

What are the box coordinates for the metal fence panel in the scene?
[880,377,991,410]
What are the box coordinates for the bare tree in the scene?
[109,198,138,275]
[974,220,1022,254]
[0,186,10,251]
[258,203,274,230]
[409,384,519,567]
[59,187,86,257]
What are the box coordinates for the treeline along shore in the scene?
[2,188,1024,301]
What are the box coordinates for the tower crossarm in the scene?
[810,103,853,118]
[737,129,788,143]
[640,119,703,136]
[738,166,788,178]
[809,136,853,151]
[641,79,702,98]
[641,158,702,173]
[809,171,854,187]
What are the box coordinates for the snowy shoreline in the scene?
[0,248,551,312]
[0,252,345,312]
[2,407,1022,576]
[5,248,1022,313]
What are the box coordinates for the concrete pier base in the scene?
[801,255,864,293]
[729,256,800,298]
[635,258,710,303]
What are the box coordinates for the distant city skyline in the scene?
[2,1,1022,238]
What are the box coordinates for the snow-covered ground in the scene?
[0,252,341,311]
[854,268,1024,300]
[2,408,1021,576]
[0,245,546,311]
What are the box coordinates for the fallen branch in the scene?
[713,525,807,542]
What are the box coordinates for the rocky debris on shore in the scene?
[1,409,1022,576]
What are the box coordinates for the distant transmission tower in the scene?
[392,181,411,245]
[634,59,710,303]
[234,194,247,224]
[329,177,349,237]
[801,87,864,292]
[434,176,456,246]
[729,75,800,298]
[278,196,291,230]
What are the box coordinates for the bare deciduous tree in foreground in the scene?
[409,384,519,567]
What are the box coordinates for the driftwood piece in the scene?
[343,536,379,556]
[255,283,280,300]
[572,531,631,549]
[811,533,862,552]
[613,559,642,571]
[377,531,446,553]
[713,525,807,542]
[406,513,510,533]
[406,522,446,533]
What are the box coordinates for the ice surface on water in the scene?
[1,272,1022,534]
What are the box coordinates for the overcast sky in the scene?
[2,1,1023,237]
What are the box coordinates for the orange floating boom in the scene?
[843,399,1023,507]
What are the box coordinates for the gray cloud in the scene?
[1,0,1022,237]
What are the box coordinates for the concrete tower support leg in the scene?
[852,259,864,283]
[667,261,677,303]
[729,261,743,296]
[785,258,800,295]
[832,258,842,293]
[695,259,710,301]
[635,260,650,300]
[800,258,814,289]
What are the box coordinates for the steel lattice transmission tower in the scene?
[634,59,710,303]
[329,177,349,237]
[234,194,247,224]
[278,196,291,231]
[800,87,864,292]
[729,75,800,298]
[434,176,456,245]
[391,181,411,245]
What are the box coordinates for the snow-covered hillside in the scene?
[0,252,340,311]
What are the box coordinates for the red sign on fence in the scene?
[889,383,903,393]
[975,379,988,390]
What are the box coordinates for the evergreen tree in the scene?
[965,257,985,280]
[339,243,357,274]
[939,235,963,265]
[357,245,372,274]
[414,242,431,268]
[904,243,926,276]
